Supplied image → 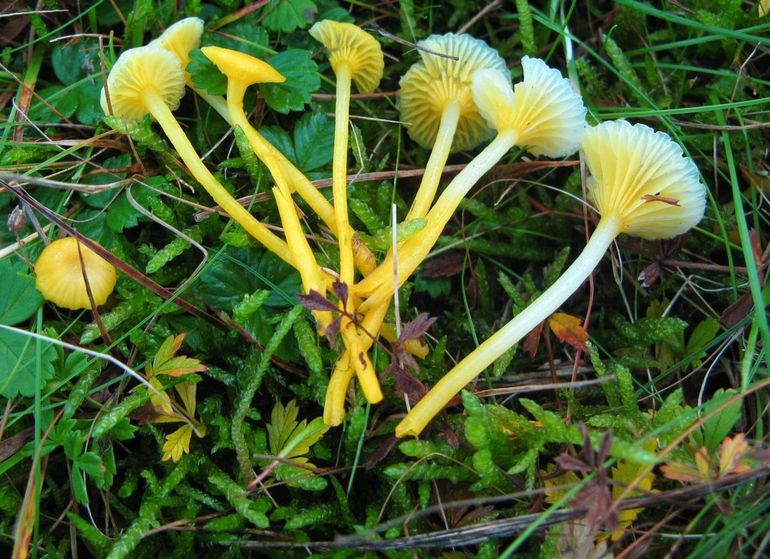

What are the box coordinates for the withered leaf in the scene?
[296,290,339,312]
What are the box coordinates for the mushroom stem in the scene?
[324,301,389,425]
[406,100,462,220]
[273,186,333,329]
[396,215,622,437]
[356,128,519,310]
[220,77,376,275]
[144,93,293,264]
[332,64,355,288]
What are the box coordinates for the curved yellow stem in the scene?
[396,216,622,437]
[406,101,462,221]
[332,65,355,288]
[145,94,293,265]
[355,129,519,311]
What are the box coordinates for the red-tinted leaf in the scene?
[398,313,437,343]
[296,290,339,312]
[523,321,544,358]
[331,280,348,308]
[555,453,592,474]
[548,312,589,352]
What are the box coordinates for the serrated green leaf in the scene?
[203,22,270,57]
[261,49,320,113]
[262,0,317,32]
[0,328,56,398]
[28,85,78,122]
[293,111,334,172]
[51,39,100,86]
[71,464,89,505]
[0,261,43,326]
[75,452,103,478]
[700,389,742,452]
[684,318,720,367]
[360,218,427,251]
[196,248,301,310]
[188,49,227,96]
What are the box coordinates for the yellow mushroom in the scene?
[396,120,706,437]
[309,20,385,408]
[355,57,587,312]
[200,44,377,275]
[399,33,508,220]
[35,237,117,310]
[148,17,230,120]
[100,46,293,265]
[309,20,384,289]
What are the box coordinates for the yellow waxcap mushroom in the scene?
[399,33,507,151]
[148,17,204,73]
[201,46,286,86]
[309,20,384,93]
[101,45,293,264]
[35,237,117,310]
[394,121,706,438]
[472,57,587,158]
[582,120,706,239]
[99,46,186,121]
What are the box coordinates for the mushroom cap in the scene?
[200,46,286,86]
[147,17,204,71]
[309,20,384,94]
[100,46,186,121]
[472,57,586,158]
[398,33,508,151]
[35,237,117,310]
[582,120,706,240]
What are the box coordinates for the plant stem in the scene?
[146,94,293,264]
[406,101,461,220]
[395,215,621,437]
[356,128,519,310]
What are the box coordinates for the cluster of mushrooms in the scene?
[37,17,706,438]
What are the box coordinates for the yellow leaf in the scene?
[610,445,655,540]
[161,424,193,462]
[760,0,770,17]
[149,377,175,416]
[175,381,197,417]
[694,447,712,480]
[719,433,751,477]
[548,312,589,351]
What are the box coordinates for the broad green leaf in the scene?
[188,49,227,96]
[261,49,320,114]
[700,389,742,452]
[293,111,334,172]
[684,318,720,367]
[0,261,43,326]
[28,85,78,122]
[196,248,301,310]
[0,328,56,398]
[51,39,100,85]
[202,22,270,57]
[261,0,317,32]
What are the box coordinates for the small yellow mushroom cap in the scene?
[147,17,204,71]
[100,46,186,121]
[200,46,286,86]
[309,20,384,94]
[472,57,587,158]
[35,237,117,310]
[399,33,508,151]
[582,120,706,239]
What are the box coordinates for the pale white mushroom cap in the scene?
[582,120,706,239]
[472,57,587,158]
[398,33,508,151]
